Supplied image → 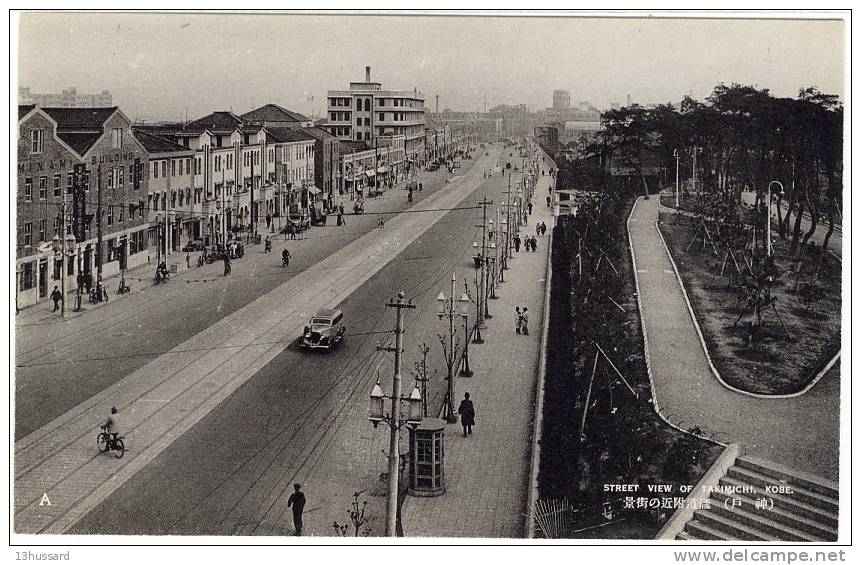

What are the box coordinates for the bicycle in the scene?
[97,426,125,458]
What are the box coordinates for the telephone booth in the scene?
[408,417,446,497]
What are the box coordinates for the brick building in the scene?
[17,106,149,307]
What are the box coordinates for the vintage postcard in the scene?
[9,7,851,561]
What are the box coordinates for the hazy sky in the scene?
[17,12,845,122]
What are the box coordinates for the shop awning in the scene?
[364,170,376,178]
[307,186,322,195]
[377,166,389,174]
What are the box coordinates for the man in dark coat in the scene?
[457,393,475,437]
[287,483,306,536]
[50,286,63,312]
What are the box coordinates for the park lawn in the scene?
[658,212,841,395]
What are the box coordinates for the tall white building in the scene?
[325,66,426,166]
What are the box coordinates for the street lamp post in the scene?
[369,291,420,537]
[488,241,498,299]
[673,149,680,209]
[499,215,508,279]
[459,279,473,377]
[767,180,785,257]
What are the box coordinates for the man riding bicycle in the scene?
[102,406,122,444]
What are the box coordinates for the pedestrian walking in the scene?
[337,210,344,226]
[186,251,191,268]
[515,307,522,334]
[541,222,547,236]
[378,217,385,228]
[50,286,62,312]
[287,483,306,536]
[528,201,533,215]
[521,307,530,335]
[546,195,551,208]
[223,255,231,276]
[457,393,475,437]
[514,235,521,253]
[536,224,541,237]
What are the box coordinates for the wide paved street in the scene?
[15,155,479,440]
[16,144,552,535]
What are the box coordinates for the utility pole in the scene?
[72,163,87,311]
[674,149,680,208]
[691,148,696,193]
[380,292,415,537]
[60,194,67,317]
[251,144,256,241]
[478,196,493,320]
[164,189,170,261]
[221,169,226,246]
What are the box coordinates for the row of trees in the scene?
[591,84,843,255]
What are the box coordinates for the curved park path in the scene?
[629,196,839,481]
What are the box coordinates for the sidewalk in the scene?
[13,148,504,534]
[401,160,554,538]
[629,196,839,480]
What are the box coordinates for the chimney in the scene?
[435,95,439,115]
[366,66,371,83]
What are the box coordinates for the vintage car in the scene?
[287,208,311,231]
[182,239,206,252]
[301,308,346,350]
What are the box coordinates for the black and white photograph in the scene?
[8,7,851,557]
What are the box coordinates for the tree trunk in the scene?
[775,194,786,239]
[821,201,836,253]
[800,189,820,246]
[789,199,806,256]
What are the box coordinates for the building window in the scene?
[356,99,361,111]
[356,117,361,126]
[119,166,124,187]
[24,177,32,201]
[39,219,46,242]
[215,155,221,172]
[53,174,61,197]
[364,99,371,111]
[186,158,191,173]
[107,238,117,262]
[379,99,385,107]
[364,118,370,126]
[30,129,44,153]
[161,161,167,177]
[171,160,176,176]
[179,159,183,176]
[153,162,159,178]
[107,168,114,189]
[23,222,32,247]
[39,176,47,200]
[195,157,201,175]
[379,113,385,121]
[111,128,123,149]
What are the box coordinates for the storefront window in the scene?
[21,262,34,290]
